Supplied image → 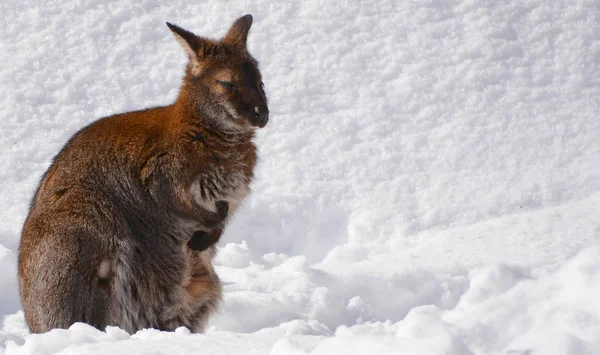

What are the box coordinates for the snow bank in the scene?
[4,244,600,354]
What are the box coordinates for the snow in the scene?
[1,0,599,353]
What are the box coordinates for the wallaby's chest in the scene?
[188,145,255,214]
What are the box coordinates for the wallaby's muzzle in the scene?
[252,106,269,128]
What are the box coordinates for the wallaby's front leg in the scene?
[174,185,229,227]
[180,199,227,251]
[184,200,229,228]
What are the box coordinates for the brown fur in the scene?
[18,14,268,334]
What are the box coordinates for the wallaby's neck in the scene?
[173,78,254,142]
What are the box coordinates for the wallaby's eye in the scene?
[217,80,235,90]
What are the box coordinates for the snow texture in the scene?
[1,0,600,353]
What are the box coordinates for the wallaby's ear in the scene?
[167,22,201,58]
[223,14,253,50]
[167,22,204,75]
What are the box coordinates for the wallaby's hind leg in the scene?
[184,247,222,333]
[20,233,112,333]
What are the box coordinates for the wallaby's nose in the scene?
[253,106,269,128]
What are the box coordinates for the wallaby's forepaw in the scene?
[188,230,220,251]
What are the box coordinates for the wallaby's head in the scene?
[167,15,269,130]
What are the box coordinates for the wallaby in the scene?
[18,14,268,334]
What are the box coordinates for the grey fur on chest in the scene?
[190,165,251,215]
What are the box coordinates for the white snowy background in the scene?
[1,0,600,353]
